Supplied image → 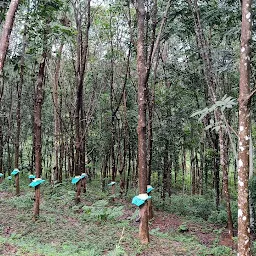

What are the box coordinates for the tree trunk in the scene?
[110,28,116,194]
[0,124,3,175]
[0,0,20,72]
[147,192,153,220]
[162,140,169,199]
[237,0,252,254]
[199,139,204,195]
[126,143,131,194]
[14,27,26,197]
[33,51,47,219]
[191,149,195,195]
[7,83,13,176]
[182,143,186,195]
[249,133,255,233]
[220,132,233,238]
[73,0,91,203]
[52,43,63,183]
[147,91,153,185]
[136,0,149,244]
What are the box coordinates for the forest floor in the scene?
[0,181,245,256]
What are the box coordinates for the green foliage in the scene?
[253,241,256,255]
[6,193,34,209]
[208,210,227,225]
[178,223,189,232]
[198,245,233,256]
[82,200,124,222]
[150,228,169,238]
[107,245,127,256]
[191,95,237,131]
[161,195,215,220]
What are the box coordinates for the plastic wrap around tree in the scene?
[72,176,82,184]
[108,181,116,186]
[29,174,36,179]
[29,178,45,187]
[147,185,154,194]
[132,194,152,207]
[0,173,3,177]
[81,173,88,179]
[11,169,20,176]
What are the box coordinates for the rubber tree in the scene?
[14,28,26,196]
[73,0,91,203]
[0,0,20,176]
[52,15,71,183]
[31,0,62,219]
[0,0,20,74]
[237,0,253,255]
[136,0,149,244]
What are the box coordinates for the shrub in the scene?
[164,195,215,220]
[7,193,34,209]
[208,210,227,225]
[82,199,124,222]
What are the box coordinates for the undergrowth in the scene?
[153,192,238,228]
[0,179,238,256]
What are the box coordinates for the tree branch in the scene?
[248,88,256,101]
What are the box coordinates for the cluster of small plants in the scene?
[82,199,124,222]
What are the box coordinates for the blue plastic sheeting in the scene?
[108,181,116,186]
[132,195,152,207]
[29,175,36,179]
[29,179,45,187]
[0,173,3,177]
[147,186,154,194]
[11,169,20,175]
[81,173,88,179]
[72,176,81,184]
[7,176,12,180]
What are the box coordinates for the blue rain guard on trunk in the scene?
[81,173,88,179]
[7,176,12,180]
[29,175,36,179]
[108,181,116,186]
[132,195,152,207]
[72,176,81,184]
[11,169,20,175]
[29,179,45,187]
[0,173,3,177]
[147,185,154,194]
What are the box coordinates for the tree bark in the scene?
[136,0,149,244]
[0,0,20,72]
[53,43,63,182]
[182,143,186,194]
[14,26,26,197]
[33,51,47,219]
[73,0,91,203]
[7,83,13,176]
[0,124,3,175]
[249,133,255,233]
[74,0,91,177]
[237,0,252,254]
[220,133,233,238]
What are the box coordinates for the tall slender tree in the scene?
[0,0,20,174]
[237,0,253,255]
[73,0,91,203]
[136,0,149,244]
[0,0,20,73]
[33,49,47,219]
